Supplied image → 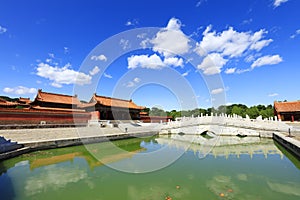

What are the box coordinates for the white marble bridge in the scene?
[159,114,294,138]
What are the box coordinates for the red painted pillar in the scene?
[291,115,294,122]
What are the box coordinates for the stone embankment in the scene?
[0,124,159,161]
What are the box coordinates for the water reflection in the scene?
[25,165,87,196]
[0,135,300,200]
[156,134,284,159]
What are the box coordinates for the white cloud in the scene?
[197,53,228,75]
[274,0,288,8]
[103,72,112,79]
[182,70,190,77]
[150,18,191,57]
[36,62,92,87]
[128,54,165,70]
[196,0,207,7]
[125,77,141,88]
[244,54,256,63]
[140,38,150,49]
[268,93,279,97]
[90,54,107,61]
[120,39,130,50]
[290,29,300,39]
[127,54,185,70]
[251,55,283,68]
[125,19,139,26]
[89,66,100,76]
[64,47,69,54]
[48,53,55,58]
[51,82,62,88]
[211,88,224,95]
[225,68,236,74]
[196,26,272,58]
[241,18,253,25]
[3,86,37,95]
[133,77,141,83]
[126,81,135,88]
[163,57,184,67]
[0,25,7,34]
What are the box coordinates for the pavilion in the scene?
[274,101,300,122]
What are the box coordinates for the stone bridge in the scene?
[159,114,294,138]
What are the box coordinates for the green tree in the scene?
[246,106,260,119]
[232,106,244,117]
[149,107,166,116]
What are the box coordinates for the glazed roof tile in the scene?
[274,101,300,112]
[35,90,81,105]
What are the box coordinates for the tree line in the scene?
[144,104,274,120]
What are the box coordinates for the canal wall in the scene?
[273,132,300,159]
[0,127,158,161]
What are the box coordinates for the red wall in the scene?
[140,116,172,123]
[0,108,91,125]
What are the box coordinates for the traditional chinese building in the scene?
[31,89,81,110]
[0,97,19,108]
[0,90,90,125]
[274,101,300,122]
[81,93,145,120]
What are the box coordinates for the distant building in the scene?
[0,97,18,108]
[274,101,300,122]
[0,90,90,125]
[31,89,81,110]
[81,93,145,120]
[17,97,31,107]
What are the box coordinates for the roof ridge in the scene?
[40,90,77,98]
[94,94,131,102]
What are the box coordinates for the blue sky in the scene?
[0,0,299,111]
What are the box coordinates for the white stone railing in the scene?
[163,113,291,133]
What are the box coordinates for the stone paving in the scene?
[0,127,127,144]
[285,122,300,141]
[0,124,161,144]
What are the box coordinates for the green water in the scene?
[1,135,300,200]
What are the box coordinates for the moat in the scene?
[1,135,300,200]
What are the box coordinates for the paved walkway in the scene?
[0,127,128,144]
[0,124,161,144]
[284,122,300,141]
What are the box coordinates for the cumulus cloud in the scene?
[290,29,300,39]
[89,66,100,76]
[196,26,272,57]
[3,86,37,95]
[251,55,283,68]
[36,62,92,87]
[127,54,184,70]
[150,18,191,57]
[128,54,165,70]
[0,25,7,34]
[195,25,280,75]
[211,88,224,95]
[163,57,184,67]
[91,54,107,61]
[225,68,236,74]
[197,53,228,75]
[273,0,288,8]
[103,72,112,79]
